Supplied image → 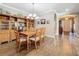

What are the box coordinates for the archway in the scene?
[58,15,77,36]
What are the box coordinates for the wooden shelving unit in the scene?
[26,19,34,31]
[0,14,34,44]
[0,16,10,43]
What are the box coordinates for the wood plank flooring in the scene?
[0,34,79,56]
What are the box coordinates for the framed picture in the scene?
[37,21,40,24]
[41,19,46,24]
[46,20,50,24]
[0,8,2,14]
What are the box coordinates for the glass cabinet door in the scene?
[0,21,9,30]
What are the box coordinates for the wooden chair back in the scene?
[14,30,20,42]
[36,29,41,37]
[41,27,45,35]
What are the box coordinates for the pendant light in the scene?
[27,3,39,19]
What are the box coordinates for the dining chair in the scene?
[29,29,41,49]
[14,30,27,52]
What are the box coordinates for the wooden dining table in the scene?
[20,30,36,50]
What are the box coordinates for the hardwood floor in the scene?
[0,34,79,56]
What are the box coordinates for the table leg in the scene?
[27,36,29,50]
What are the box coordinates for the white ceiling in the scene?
[2,3,79,16]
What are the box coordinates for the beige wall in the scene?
[70,13,79,37]
[75,14,79,37]
[35,12,55,38]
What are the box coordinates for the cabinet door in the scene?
[0,31,4,43]
[0,34,2,43]
[0,30,10,43]
[4,33,9,42]
[10,30,16,40]
[0,33,5,42]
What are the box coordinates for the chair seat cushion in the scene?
[30,37,40,41]
[20,37,26,42]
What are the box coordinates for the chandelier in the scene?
[27,3,39,19]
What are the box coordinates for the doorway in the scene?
[58,15,76,36]
[59,20,63,35]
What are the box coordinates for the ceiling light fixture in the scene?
[27,3,39,20]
